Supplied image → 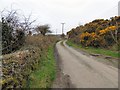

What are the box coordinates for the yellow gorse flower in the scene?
[99,26,116,35]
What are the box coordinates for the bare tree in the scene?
[20,14,36,34]
[1,9,36,54]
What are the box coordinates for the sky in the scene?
[0,0,119,34]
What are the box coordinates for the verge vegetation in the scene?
[29,44,56,88]
[66,40,119,58]
[67,16,120,58]
[2,34,58,89]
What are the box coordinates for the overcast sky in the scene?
[0,0,119,34]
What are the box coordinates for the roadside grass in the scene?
[66,40,119,58]
[29,45,56,88]
[60,40,65,47]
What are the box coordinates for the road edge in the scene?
[52,41,75,88]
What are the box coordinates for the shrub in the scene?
[67,16,120,48]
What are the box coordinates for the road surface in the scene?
[56,41,118,88]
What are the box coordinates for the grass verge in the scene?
[29,45,56,88]
[66,40,119,58]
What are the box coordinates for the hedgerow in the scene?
[2,35,58,89]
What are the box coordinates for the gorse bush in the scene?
[80,32,101,47]
[67,16,120,48]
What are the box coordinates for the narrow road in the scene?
[56,41,118,88]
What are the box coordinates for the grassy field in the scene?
[66,40,119,58]
[29,45,56,88]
